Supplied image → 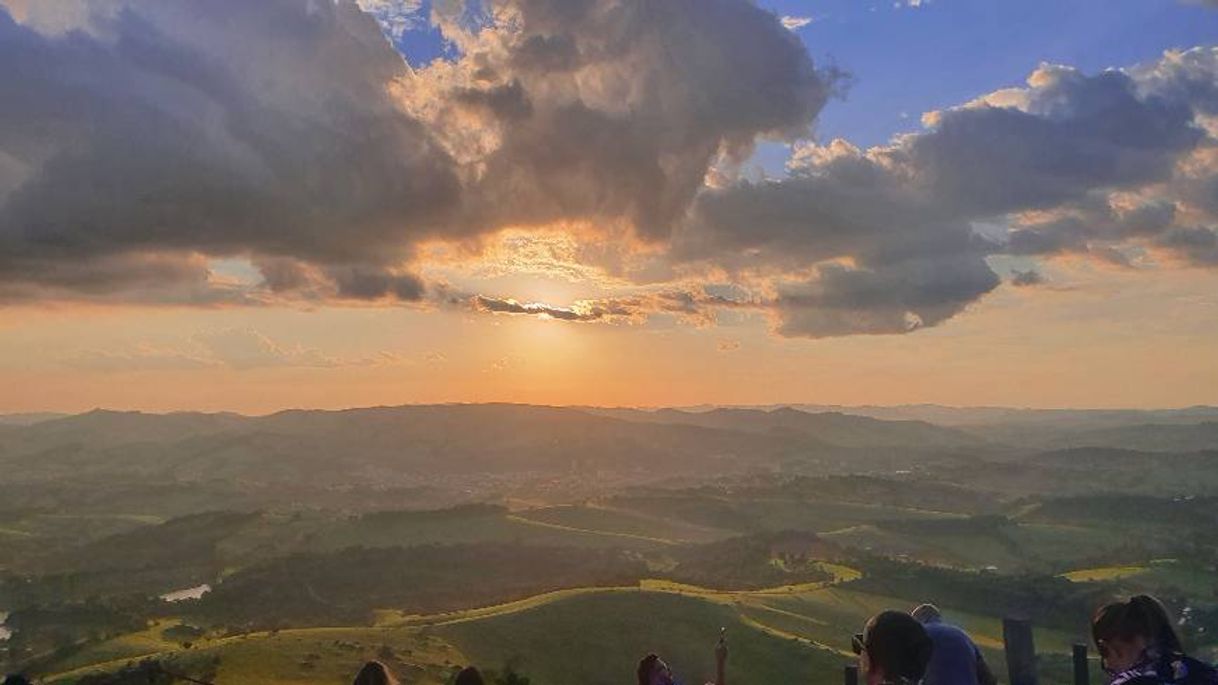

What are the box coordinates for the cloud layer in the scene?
[0,0,835,307]
[0,0,457,303]
[1,1,1217,339]
[673,50,1218,335]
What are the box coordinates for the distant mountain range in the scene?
[0,404,980,487]
[705,403,1218,428]
[1,404,1216,490]
[585,406,983,449]
[675,404,1218,451]
[0,412,67,426]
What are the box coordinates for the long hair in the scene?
[1092,595,1184,657]
[353,661,399,685]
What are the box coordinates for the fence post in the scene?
[1073,643,1090,685]
[1003,617,1038,685]
[844,664,859,685]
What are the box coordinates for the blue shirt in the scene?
[922,620,982,685]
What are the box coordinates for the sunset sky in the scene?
[1,0,1217,413]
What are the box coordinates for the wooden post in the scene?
[844,664,859,685]
[1003,617,1038,685]
[1073,643,1090,685]
[715,627,728,685]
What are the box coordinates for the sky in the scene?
[0,0,1217,413]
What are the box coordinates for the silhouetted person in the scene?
[638,654,675,685]
[1093,595,1217,685]
[853,610,934,685]
[456,666,486,685]
[353,661,399,685]
[911,603,996,685]
[637,632,728,685]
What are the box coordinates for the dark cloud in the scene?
[0,252,254,306]
[452,80,534,120]
[772,256,1000,337]
[1010,269,1045,288]
[674,141,1002,337]
[1007,219,1090,256]
[328,266,426,302]
[1,0,1217,344]
[0,0,839,306]
[911,66,1201,216]
[1158,226,1218,265]
[416,0,839,240]
[1005,196,1177,260]
[0,0,458,302]
[674,51,1218,337]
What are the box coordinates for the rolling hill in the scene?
[0,404,1010,490]
[589,406,985,449]
[0,405,813,486]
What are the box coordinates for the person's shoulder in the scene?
[925,621,971,641]
[1175,656,1218,685]
[922,620,952,633]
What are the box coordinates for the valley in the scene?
[0,404,1215,684]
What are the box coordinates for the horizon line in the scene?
[5,401,1218,420]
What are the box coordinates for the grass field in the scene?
[606,495,963,537]
[1062,565,1150,582]
[41,565,1098,685]
[27,495,1203,685]
[44,586,850,685]
[1062,559,1218,599]
[824,522,1121,573]
[510,505,734,545]
[43,620,184,675]
[50,626,466,685]
[303,508,681,554]
[434,590,845,685]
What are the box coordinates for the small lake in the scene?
[160,584,212,602]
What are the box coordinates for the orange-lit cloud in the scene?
[469,286,765,329]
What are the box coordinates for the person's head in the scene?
[853,611,934,685]
[353,661,399,685]
[638,653,674,685]
[1092,595,1184,674]
[910,604,942,625]
[455,666,485,685]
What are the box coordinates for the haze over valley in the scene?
[0,403,1216,684]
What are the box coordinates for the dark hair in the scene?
[353,661,398,685]
[638,654,661,685]
[862,611,934,682]
[455,666,485,685]
[1092,595,1184,656]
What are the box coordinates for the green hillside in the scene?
[436,590,842,685]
